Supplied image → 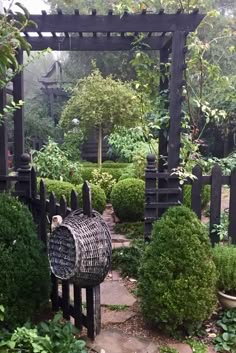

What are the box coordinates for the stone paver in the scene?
[101,308,136,326]
[100,281,136,306]
[90,329,158,353]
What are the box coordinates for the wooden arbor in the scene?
[0,9,204,177]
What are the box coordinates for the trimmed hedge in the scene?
[81,167,124,182]
[0,193,50,328]
[40,178,106,214]
[111,178,145,222]
[76,183,106,214]
[138,206,217,335]
[183,185,211,209]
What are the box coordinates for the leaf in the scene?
[223,332,230,341]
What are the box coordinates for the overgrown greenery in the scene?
[113,222,144,239]
[90,169,116,200]
[111,178,145,222]
[112,239,145,279]
[0,312,87,353]
[213,245,236,294]
[183,185,211,209]
[0,194,50,328]
[214,309,236,353]
[139,206,217,335]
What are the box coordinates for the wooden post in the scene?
[144,154,157,241]
[83,181,101,340]
[210,165,222,246]
[0,88,8,191]
[168,31,186,171]
[228,169,236,245]
[13,50,24,170]
[15,153,31,200]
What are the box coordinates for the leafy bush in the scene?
[76,183,106,214]
[40,178,75,203]
[213,245,236,294]
[183,185,211,209]
[111,178,145,222]
[214,308,236,353]
[91,169,116,200]
[114,222,144,239]
[112,239,145,279]
[81,166,123,182]
[138,206,217,335]
[33,138,82,184]
[0,313,87,353]
[0,193,50,328]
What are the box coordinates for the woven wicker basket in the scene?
[48,209,112,287]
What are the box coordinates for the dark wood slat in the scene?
[74,285,82,329]
[83,181,92,217]
[228,169,236,244]
[31,167,37,200]
[26,36,168,51]
[0,88,8,187]
[191,165,202,219]
[210,165,222,245]
[26,13,205,34]
[86,286,101,339]
[13,50,24,170]
[145,201,181,208]
[39,180,47,246]
[144,154,157,240]
[71,190,78,210]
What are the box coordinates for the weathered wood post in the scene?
[83,181,101,340]
[15,153,32,200]
[0,88,8,192]
[144,154,157,241]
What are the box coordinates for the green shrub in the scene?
[114,222,144,239]
[0,193,50,328]
[112,239,145,278]
[213,245,236,294]
[81,167,95,182]
[138,206,217,335]
[111,178,145,222]
[91,169,116,200]
[39,178,75,203]
[81,165,127,182]
[183,185,211,209]
[76,183,106,214]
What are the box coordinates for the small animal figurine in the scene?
[51,215,63,232]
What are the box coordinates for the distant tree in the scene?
[61,68,143,166]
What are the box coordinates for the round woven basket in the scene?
[48,209,112,287]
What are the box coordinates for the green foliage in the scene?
[113,222,144,239]
[61,68,142,133]
[212,211,229,242]
[61,130,84,162]
[0,193,50,328]
[33,139,82,184]
[183,185,211,209]
[213,245,236,293]
[40,178,75,203]
[90,169,116,200]
[0,313,87,353]
[106,305,129,311]
[112,239,145,279]
[76,183,106,214]
[215,309,236,353]
[185,339,207,353]
[159,347,179,353]
[81,166,124,182]
[138,206,217,335]
[111,178,145,222]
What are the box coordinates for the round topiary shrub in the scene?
[0,193,50,328]
[76,183,106,214]
[40,178,75,202]
[111,178,145,222]
[138,206,217,335]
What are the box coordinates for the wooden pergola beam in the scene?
[26,13,204,34]
[26,35,172,51]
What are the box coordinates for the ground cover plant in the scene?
[0,193,50,328]
[139,206,217,336]
[214,309,236,353]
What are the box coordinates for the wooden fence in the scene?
[144,154,236,245]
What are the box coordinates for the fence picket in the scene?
[60,196,70,320]
[191,165,202,219]
[228,169,236,245]
[210,165,222,245]
[39,180,47,246]
[71,190,78,210]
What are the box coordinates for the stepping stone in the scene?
[112,242,130,249]
[89,329,158,353]
[59,281,136,307]
[101,307,136,326]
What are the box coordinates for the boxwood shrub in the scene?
[138,206,217,335]
[111,178,145,222]
[183,185,211,209]
[81,166,124,182]
[0,193,50,328]
[76,183,106,214]
[40,179,106,213]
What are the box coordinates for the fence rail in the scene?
[145,154,236,245]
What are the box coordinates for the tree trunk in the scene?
[97,124,102,167]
